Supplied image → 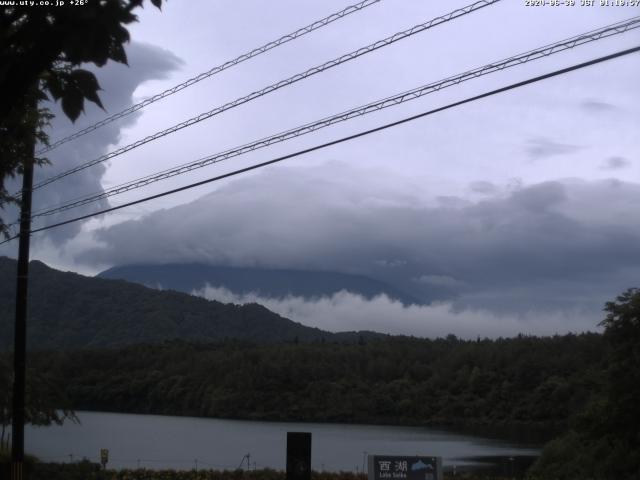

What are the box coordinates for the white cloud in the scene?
[194,285,599,338]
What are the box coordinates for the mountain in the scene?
[0,257,382,350]
[97,263,420,304]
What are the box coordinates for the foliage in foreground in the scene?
[0,356,76,450]
[0,460,524,480]
[527,288,640,480]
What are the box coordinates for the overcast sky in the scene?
[2,0,639,337]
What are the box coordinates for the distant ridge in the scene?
[97,263,420,305]
[0,257,383,350]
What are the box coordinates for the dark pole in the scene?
[11,110,35,480]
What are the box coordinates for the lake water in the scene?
[25,411,540,472]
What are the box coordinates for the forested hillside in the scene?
[0,257,380,348]
[15,333,605,431]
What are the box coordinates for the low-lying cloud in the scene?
[194,285,600,339]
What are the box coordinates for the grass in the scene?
[0,458,525,480]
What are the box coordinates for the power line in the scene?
[26,0,500,193]
[30,16,640,217]
[26,16,640,220]
[3,45,637,246]
[36,0,384,156]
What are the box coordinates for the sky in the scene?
[2,0,639,338]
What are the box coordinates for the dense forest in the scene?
[5,333,604,432]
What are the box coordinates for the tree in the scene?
[0,1,166,469]
[0,0,164,238]
[0,356,76,451]
[528,288,640,480]
[599,288,640,441]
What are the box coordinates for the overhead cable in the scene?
[36,0,384,155]
[27,16,640,219]
[27,0,501,193]
[2,45,636,246]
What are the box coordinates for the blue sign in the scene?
[368,456,442,480]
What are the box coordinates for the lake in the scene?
[25,411,540,473]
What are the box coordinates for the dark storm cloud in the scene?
[2,42,183,243]
[510,181,567,211]
[80,163,640,325]
[600,156,630,170]
[468,181,498,195]
[525,137,583,160]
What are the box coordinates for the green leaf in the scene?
[91,31,111,67]
[70,69,99,91]
[150,0,163,9]
[112,24,131,44]
[84,89,105,110]
[61,91,84,123]
[110,42,128,65]
[45,71,66,101]
[35,89,49,102]
[69,69,104,109]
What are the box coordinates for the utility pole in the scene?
[11,92,36,480]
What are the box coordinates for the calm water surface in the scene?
[26,411,539,472]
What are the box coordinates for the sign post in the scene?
[286,432,311,480]
[100,449,109,470]
[368,455,443,480]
